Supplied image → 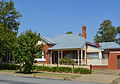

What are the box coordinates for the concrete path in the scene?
[0,74,104,84]
[73,70,120,84]
[74,73,119,84]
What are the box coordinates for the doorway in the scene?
[117,56,120,69]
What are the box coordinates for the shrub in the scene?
[42,66,52,72]
[59,57,74,65]
[57,67,72,73]
[73,68,91,74]
[33,65,91,74]
[34,66,52,72]
[52,67,58,72]
[0,63,20,70]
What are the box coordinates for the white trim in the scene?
[77,50,80,65]
[110,51,120,53]
[36,41,45,45]
[50,51,52,64]
[34,56,46,61]
[99,51,102,59]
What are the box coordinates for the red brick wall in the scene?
[92,65,108,70]
[82,26,86,39]
[37,44,51,64]
[108,53,120,70]
[42,44,51,64]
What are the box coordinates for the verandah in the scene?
[50,49,87,65]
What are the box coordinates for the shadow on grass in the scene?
[15,71,43,74]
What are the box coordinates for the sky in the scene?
[8,0,120,41]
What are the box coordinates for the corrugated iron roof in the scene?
[49,34,87,50]
[99,42,120,49]
[40,34,120,50]
[41,35,56,44]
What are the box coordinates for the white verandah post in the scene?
[50,51,52,64]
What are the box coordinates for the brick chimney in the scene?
[82,26,87,39]
[96,42,100,48]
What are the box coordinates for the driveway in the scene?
[0,74,104,84]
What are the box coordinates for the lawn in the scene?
[0,70,17,73]
[0,70,81,80]
[34,72,81,80]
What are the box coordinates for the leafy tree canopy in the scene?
[94,20,117,42]
[66,31,73,34]
[13,30,43,73]
[116,26,120,44]
[117,26,120,33]
[0,23,16,63]
[0,0,22,33]
[0,0,21,63]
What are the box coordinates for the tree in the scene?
[94,20,117,42]
[116,26,120,44]
[0,23,16,63]
[0,0,21,63]
[66,31,73,34]
[0,0,21,33]
[13,30,43,73]
[117,26,120,33]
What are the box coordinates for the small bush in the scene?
[34,66,52,72]
[57,67,72,73]
[73,68,91,74]
[42,66,52,72]
[52,67,58,72]
[59,57,74,65]
[0,64,20,70]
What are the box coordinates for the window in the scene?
[36,51,44,58]
[65,50,78,59]
[102,52,108,59]
[82,50,85,59]
[66,53,73,58]
[87,52,99,59]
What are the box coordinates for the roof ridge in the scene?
[41,35,56,44]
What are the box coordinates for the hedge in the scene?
[73,68,91,74]
[34,66,91,74]
[0,63,20,70]
[0,64,91,74]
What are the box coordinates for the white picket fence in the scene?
[35,63,90,69]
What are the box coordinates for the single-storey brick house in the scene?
[36,26,120,70]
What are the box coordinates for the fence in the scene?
[35,63,90,69]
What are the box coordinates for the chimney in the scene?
[96,42,100,48]
[82,26,87,39]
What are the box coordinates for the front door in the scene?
[117,56,120,69]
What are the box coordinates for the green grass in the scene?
[34,72,81,79]
[0,70,17,72]
[0,70,80,80]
